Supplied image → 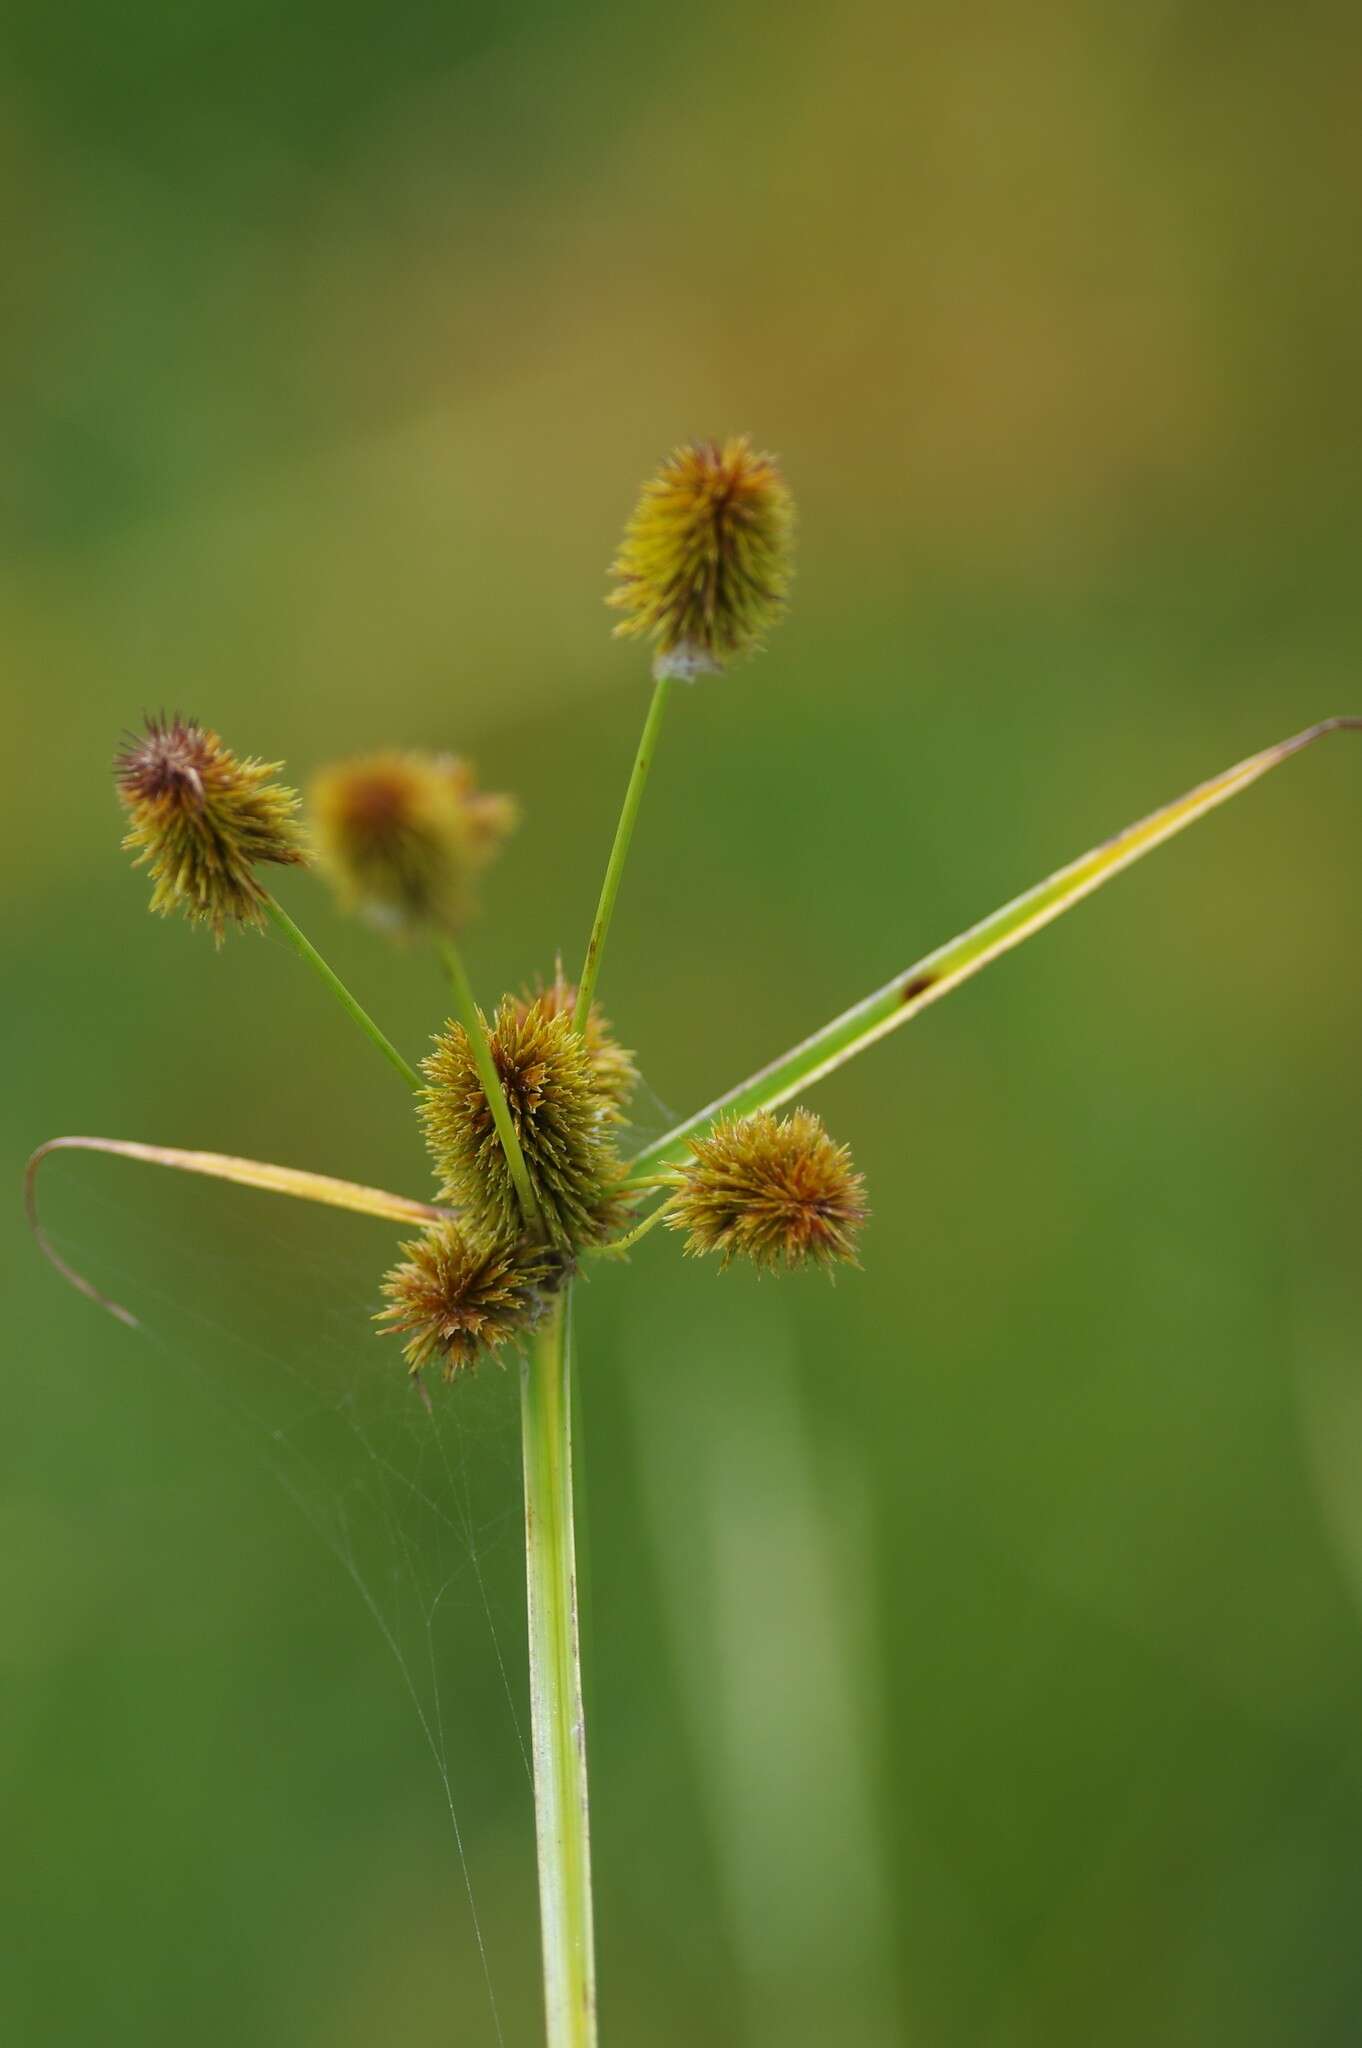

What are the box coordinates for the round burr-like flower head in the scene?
[421,995,630,1253]
[114,715,308,941]
[377,1220,562,1380]
[607,435,795,677]
[308,750,518,935]
[510,966,639,1125]
[665,1108,867,1272]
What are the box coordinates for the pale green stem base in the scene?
[263,893,420,1090]
[440,939,541,1229]
[574,675,672,1031]
[522,1290,597,2048]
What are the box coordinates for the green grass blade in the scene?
[630,716,1360,1175]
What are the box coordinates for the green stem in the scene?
[574,675,673,1031]
[440,940,541,1230]
[588,1198,672,1259]
[521,1289,597,2048]
[629,715,1362,1175]
[262,893,421,1090]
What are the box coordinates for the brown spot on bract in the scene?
[900,972,937,1005]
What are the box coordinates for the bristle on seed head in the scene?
[510,965,638,1124]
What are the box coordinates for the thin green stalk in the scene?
[630,716,1362,1175]
[589,1199,672,1259]
[575,675,672,1031]
[440,939,541,1229]
[521,1289,597,2048]
[262,892,421,1090]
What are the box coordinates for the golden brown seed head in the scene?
[114,714,307,942]
[606,436,795,677]
[308,751,518,936]
[376,1221,562,1380]
[665,1108,866,1272]
[421,995,630,1253]
[510,965,639,1124]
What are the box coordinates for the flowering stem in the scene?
[574,675,673,1032]
[521,1288,597,2048]
[440,939,542,1230]
[629,716,1362,1175]
[262,892,421,1090]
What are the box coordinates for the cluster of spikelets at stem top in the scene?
[106,434,865,1385]
[39,429,1362,2048]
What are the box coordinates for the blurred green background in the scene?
[5,2,1362,2042]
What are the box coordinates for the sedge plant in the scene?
[28,435,1361,2048]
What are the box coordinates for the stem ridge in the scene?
[521,1292,597,2046]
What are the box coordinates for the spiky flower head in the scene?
[421,995,630,1253]
[607,435,795,678]
[308,750,518,936]
[511,965,638,1124]
[665,1108,866,1272]
[377,1220,561,1379]
[114,714,307,941]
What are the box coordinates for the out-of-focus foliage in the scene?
[5,2,1362,2044]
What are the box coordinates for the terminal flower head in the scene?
[607,435,795,678]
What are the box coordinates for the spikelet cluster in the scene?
[510,966,638,1123]
[607,436,795,677]
[421,994,631,1253]
[377,1221,562,1379]
[665,1108,866,1272]
[309,750,517,935]
[114,715,307,941]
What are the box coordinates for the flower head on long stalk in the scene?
[115,714,307,941]
[310,749,517,936]
[607,435,795,678]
